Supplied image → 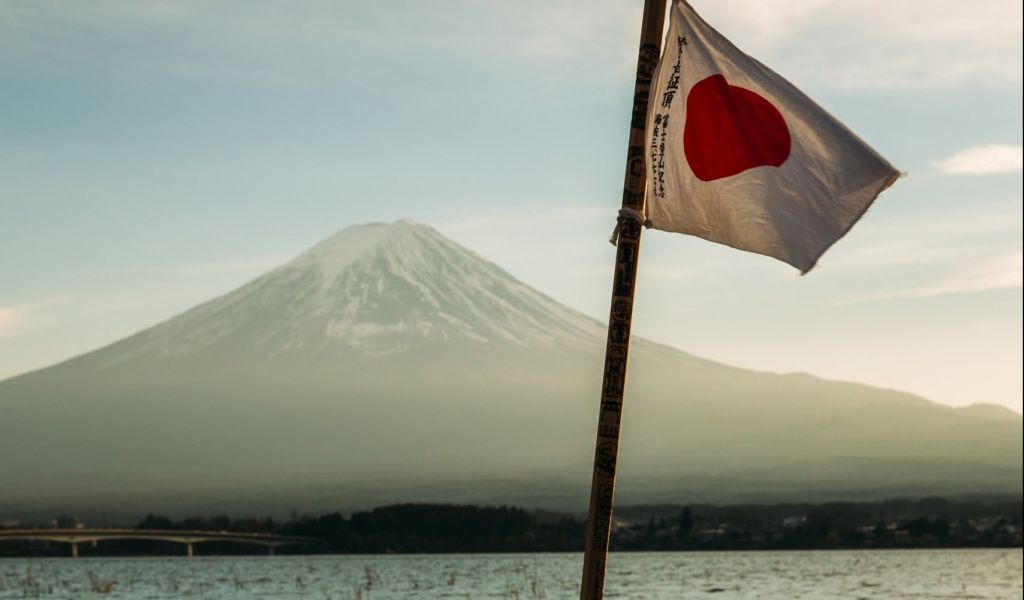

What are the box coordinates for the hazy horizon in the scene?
[2,217,1022,417]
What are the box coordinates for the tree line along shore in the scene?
[1,497,1020,557]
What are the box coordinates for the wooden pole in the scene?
[579,1,667,598]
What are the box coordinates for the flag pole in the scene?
[579,1,667,598]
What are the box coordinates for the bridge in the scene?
[0,529,321,557]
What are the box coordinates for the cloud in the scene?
[441,205,611,234]
[0,0,643,91]
[108,257,283,277]
[697,0,1022,89]
[0,256,281,336]
[822,200,1022,306]
[844,251,1023,304]
[6,0,1018,92]
[821,201,1022,267]
[437,205,615,275]
[935,144,1024,175]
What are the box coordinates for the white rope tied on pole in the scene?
[609,207,652,246]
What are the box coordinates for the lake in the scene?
[1,549,1020,599]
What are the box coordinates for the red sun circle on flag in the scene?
[683,74,792,182]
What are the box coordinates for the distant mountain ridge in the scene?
[953,402,1021,422]
[1,220,1020,519]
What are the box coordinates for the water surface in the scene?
[1,549,1020,599]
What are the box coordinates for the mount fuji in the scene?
[1,220,1020,519]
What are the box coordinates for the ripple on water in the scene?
[0,549,1020,599]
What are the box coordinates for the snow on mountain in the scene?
[97,220,604,366]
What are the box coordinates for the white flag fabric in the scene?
[646,0,900,273]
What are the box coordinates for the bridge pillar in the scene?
[186,543,193,558]
[70,543,79,559]
[268,546,275,557]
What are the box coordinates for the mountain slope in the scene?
[0,220,1020,517]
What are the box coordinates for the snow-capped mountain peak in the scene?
[98,220,603,365]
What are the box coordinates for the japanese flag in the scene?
[646,0,900,273]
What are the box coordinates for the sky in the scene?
[1,0,1021,412]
